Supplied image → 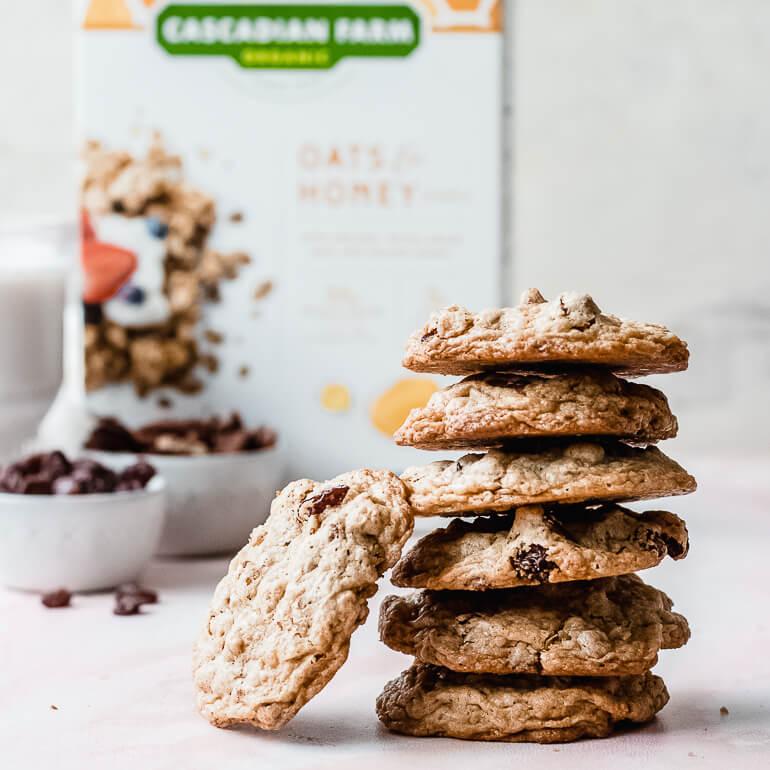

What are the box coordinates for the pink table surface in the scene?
[2,456,769,769]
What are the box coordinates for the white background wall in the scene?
[513,1,770,451]
[1,0,768,451]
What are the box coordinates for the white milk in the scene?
[0,224,68,457]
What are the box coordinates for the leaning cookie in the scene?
[379,574,689,676]
[391,504,688,590]
[402,442,695,516]
[193,469,413,730]
[376,664,669,743]
[393,370,677,450]
[403,288,688,377]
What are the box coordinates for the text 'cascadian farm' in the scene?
[160,15,416,45]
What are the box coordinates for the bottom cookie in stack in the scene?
[376,664,669,743]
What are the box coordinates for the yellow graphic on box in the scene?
[321,383,352,414]
[83,0,138,29]
[415,0,501,33]
[370,377,438,437]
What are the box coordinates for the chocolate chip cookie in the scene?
[376,663,669,743]
[402,442,695,516]
[394,370,677,450]
[379,574,689,676]
[193,469,413,730]
[391,504,688,590]
[403,288,689,377]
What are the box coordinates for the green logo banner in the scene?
[156,4,421,69]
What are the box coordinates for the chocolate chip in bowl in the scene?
[0,450,166,592]
[85,413,277,456]
[83,414,284,556]
[0,450,156,496]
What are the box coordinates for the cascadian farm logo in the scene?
[156,4,420,69]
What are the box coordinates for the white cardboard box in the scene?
[78,0,506,478]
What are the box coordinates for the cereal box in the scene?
[77,0,506,478]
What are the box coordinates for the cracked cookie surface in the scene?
[376,664,669,743]
[393,370,677,449]
[403,288,688,377]
[402,442,695,516]
[193,469,413,730]
[392,504,689,590]
[379,574,689,676]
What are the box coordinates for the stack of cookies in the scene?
[375,288,696,743]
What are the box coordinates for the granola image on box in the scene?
[81,139,249,396]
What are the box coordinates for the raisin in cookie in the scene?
[403,288,688,377]
[379,574,689,676]
[393,370,677,450]
[193,469,412,730]
[402,442,695,516]
[392,504,688,590]
[376,664,669,743]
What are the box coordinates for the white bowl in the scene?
[86,445,284,556]
[0,476,166,592]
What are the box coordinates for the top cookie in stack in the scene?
[400,287,688,377]
[377,289,695,744]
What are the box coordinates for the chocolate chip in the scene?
[157,396,173,409]
[71,459,119,493]
[0,451,74,494]
[720,706,729,716]
[481,372,528,389]
[113,594,146,616]
[420,328,437,342]
[116,461,156,491]
[113,583,158,615]
[509,544,556,582]
[214,431,250,454]
[50,705,58,711]
[47,451,73,478]
[22,477,55,495]
[41,589,71,608]
[85,414,276,456]
[116,582,158,605]
[85,417,144,453]
[642,529,686,559]
[52,476,85,495]
[0,450,155,496]
[302,485,350,517]
[662,533,687,558]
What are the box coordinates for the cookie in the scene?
[393,370,677,449]
[392,504,688,590]
[403,288,688,377]
[379,574,689,676]
[376,663,669,743]
[193,469,413,730]
[401,442,695,516]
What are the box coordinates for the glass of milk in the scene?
[0,220,71,458]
